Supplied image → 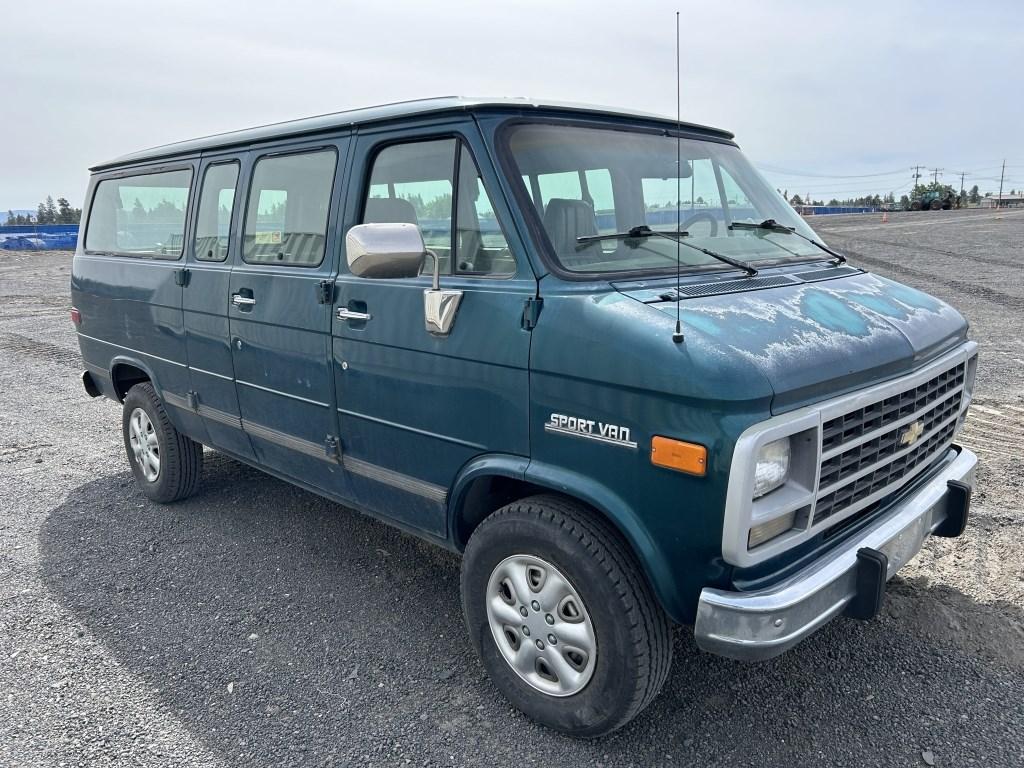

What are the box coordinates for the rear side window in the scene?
[242,149,337,266]
[193,162,239,262]
[85,169,192,258]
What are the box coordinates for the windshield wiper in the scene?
[577,225,758,276]
[728,219,847,265]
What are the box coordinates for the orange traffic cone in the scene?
[882,212,889,223]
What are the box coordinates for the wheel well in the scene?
[452,475,547,550]
[111,363,151,401]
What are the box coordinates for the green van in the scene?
[72,98,978,736]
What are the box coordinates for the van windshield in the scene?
[506,123,823,275]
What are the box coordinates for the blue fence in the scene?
[795,206,879,216]
[0,224,80,250]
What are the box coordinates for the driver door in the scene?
[332,122,536,537]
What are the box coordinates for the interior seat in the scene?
[363,197,419,226]
[542,198,606,269]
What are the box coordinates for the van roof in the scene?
[90,96,734,171]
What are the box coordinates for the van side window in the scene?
[193,162,238,262]
[242,149,337,266]
[362,139,513,277]
[85,169,192,259]
[364,139,456,273]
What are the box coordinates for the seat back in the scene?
[363,197,419,226]
[542,198,605,268]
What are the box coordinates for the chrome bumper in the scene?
[694,446,977,661]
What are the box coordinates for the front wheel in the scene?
[122,382,202,503]
[461,495,673,737]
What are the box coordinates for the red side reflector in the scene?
[70,307,81,325]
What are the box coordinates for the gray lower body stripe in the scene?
[200,404,243,430]
[162,391,191,411]
[163,390,243,429]
[161,390,445,500]
[343,455,448,504]
[243,420,328,461]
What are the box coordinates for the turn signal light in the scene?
[650,436,707,476]
[70,307,81,325]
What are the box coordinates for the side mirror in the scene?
[343,222,463,337]
[345,223,425,279]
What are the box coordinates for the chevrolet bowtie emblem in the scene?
[899,420,925,447]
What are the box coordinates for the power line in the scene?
[758,164,908,179]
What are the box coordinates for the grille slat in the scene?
[812,361,966,529]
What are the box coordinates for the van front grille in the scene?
[821,362,965,453]
[811,360,966,529]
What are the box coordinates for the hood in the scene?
[617,269,968,412]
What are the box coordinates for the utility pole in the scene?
[912,165,922,186]
[958,171,966,206]
[997,159,1006,209]
[930,167,943,184]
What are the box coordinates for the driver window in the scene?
[362,139,514,277]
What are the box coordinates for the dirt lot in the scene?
[1,208,1022,767]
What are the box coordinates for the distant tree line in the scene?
[5,196,82,225]
[781,182,990,210]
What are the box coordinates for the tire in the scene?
[461,494,672,737]
[121,382,202,503]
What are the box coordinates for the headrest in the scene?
[363,197,419,226]
[542,198,600,261]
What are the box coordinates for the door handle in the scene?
[231,294,256,307]
[337,307,372,321]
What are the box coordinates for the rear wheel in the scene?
[121,382,202,502]
[461,494,672,737]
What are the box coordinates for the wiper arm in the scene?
[577,225,758,276]
[728,219,847,265]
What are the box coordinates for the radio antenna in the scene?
[672,11,685,344]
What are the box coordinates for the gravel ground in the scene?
[1,207,1022,767]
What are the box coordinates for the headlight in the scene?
[752,437,791,499]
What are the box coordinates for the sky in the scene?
[2,0,1023,209]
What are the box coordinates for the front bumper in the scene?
[694,445,977,661]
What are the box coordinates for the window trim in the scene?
[240,145,339,269]
[83,164,195,261]
[358,134,518,281]
[191,160,240,263]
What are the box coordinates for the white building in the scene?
[979,193,1024,208]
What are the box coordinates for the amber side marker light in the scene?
[651,436,707,476]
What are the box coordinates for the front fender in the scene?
[447,455,694,623]
[523,459,682,622]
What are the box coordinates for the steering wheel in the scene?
[678,211,718,237]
